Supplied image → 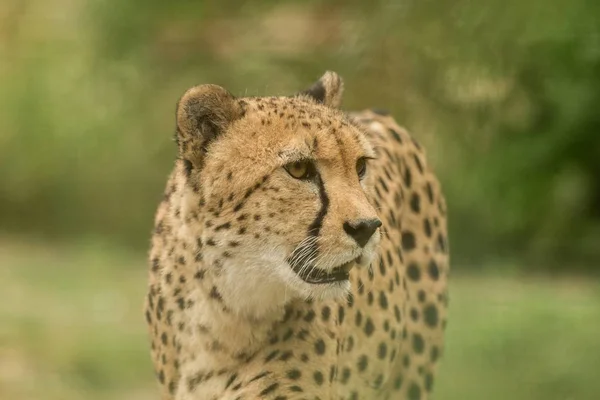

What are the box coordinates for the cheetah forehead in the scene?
[216,96,375,162]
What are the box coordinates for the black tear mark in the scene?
[287,172,329,272]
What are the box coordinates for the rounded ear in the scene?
[175,84,244,170]
[296,71,344,108]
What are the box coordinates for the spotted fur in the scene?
[145,71,449,400]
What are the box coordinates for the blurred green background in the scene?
[1,0,599,399]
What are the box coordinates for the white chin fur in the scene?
[208,239,379,319]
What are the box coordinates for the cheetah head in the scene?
[175,72,381,316]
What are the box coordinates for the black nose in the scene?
[343,218,382,248]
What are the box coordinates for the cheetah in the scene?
[145,71,449,400]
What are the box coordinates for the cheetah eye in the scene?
[356,157,368,179]
[285,160,317,180]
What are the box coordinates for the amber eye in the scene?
[356,157,368,179]
[285,160,316,180]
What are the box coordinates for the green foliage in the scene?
[0,0,598,270]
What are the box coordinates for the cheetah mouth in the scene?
[291,258,357,284]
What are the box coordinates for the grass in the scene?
[1,236,599,400]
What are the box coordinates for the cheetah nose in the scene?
[343,218,382,248]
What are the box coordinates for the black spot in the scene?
[297,329,309,340]
[425,182,434,203]
[378,177,389,193]
[377,342,388,359]
[344,336,354,352]
[437,233,447,253]
[430,346,440,362]
[289,385,303,392]
[379,258,386,275]
[394,375,403,390]
[412,333,425,354]
[355,311,363,326]
[368,265,375,281]
[403,354,411,367]
[225,373,238,389]
[341,367,351,384]
[265,350,280,362]
[357,355,368,372]
[158,369,165,383]
[161,332,168,345]
[403,166,412,187]
[279,351,293,361]
[428,260,440,280]
[183,159,193,177]
[401,231,416,251]
[249,371,271,383]
[176,297,185,310]
[389,128,403,143]
[407,263,421,281]
[210,286,223,302]
[358,279,365,295]
[194,269,205,280]
[418,290,426,303]
[408,382,422,400]
[364,318,375,336]
[425,372,434,392]
[259,383,279,396]
[287,369,301,380]
[386,250,393,268]
[409,193,421,213]
[423,218,432,237]
[410,308,420,322]
[314,339,326,355]
[214,222,231,231]
[394,305,401,322]
[379,291,388,309]
[424,304,439,328]
[313,371,324,385]
[282,328,294,341]
[367,292,374,305]
[411,153,423,173]
[373,374,384,388]
[321,306,331,321]
[304,310,316,322]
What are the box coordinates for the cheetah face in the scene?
[175,72,381,314]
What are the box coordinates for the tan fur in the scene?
[145,72,449,400]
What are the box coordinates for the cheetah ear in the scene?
[296,71,344,108]
[175,84,244,169]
